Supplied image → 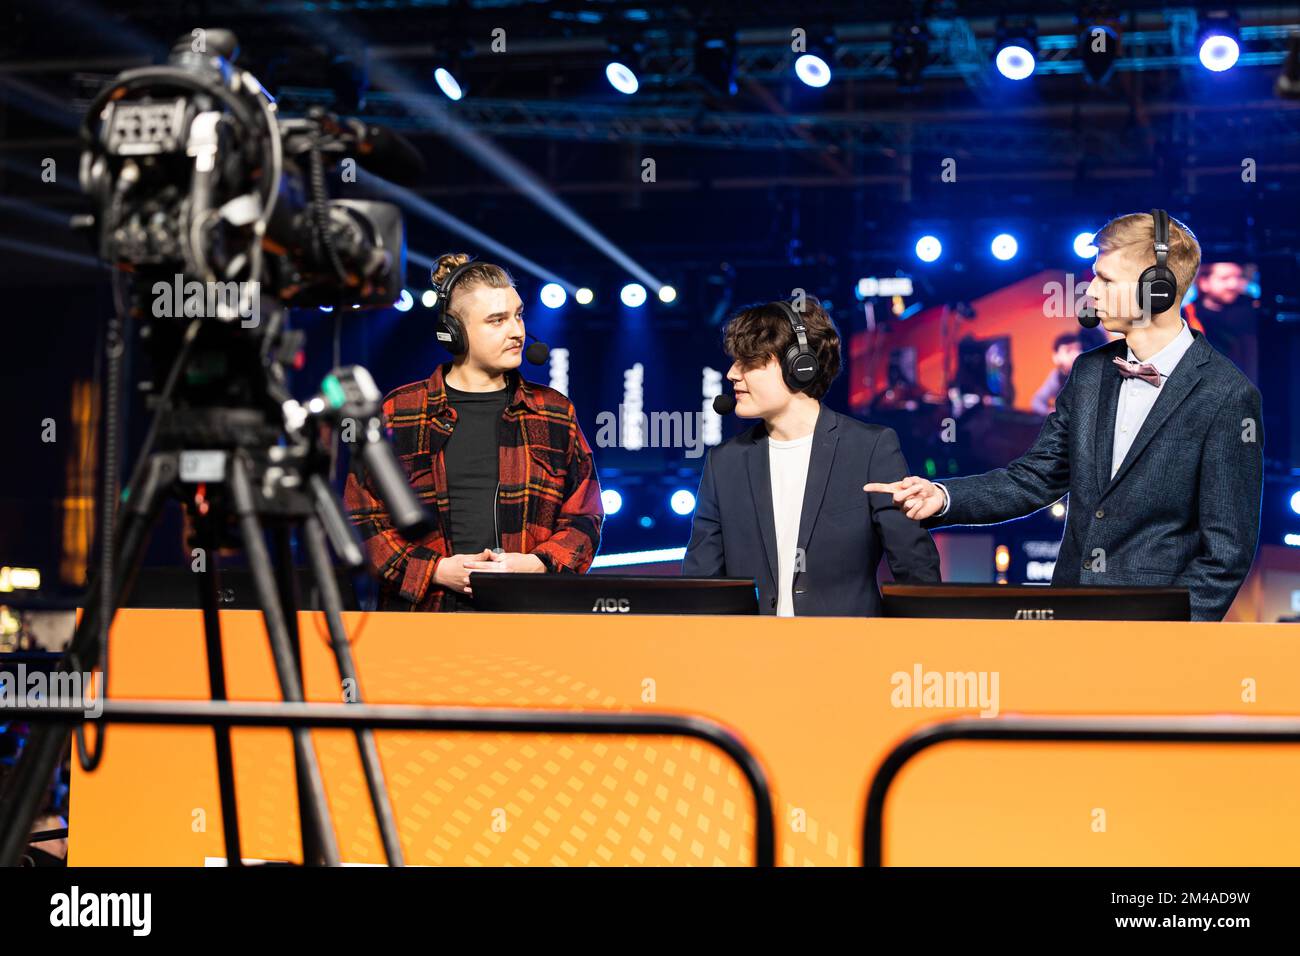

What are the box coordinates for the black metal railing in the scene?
[2,699,775,867]
[863,715,1300,866]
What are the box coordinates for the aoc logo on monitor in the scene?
[592,597,631,613]
[1013,608,1054,620]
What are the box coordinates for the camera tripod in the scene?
[0,307,425,867]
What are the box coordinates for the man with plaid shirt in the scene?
[345,255,602,611]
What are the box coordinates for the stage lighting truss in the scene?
[1078,11,1123,86]
[891,18,931,91]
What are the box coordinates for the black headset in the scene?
[771,298,820,392]
[432,257,478,356]
[1137,208,1180,319]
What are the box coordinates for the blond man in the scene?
[866,210,1263,621]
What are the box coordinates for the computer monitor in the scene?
[882,584,1190,621]
[469,573,759,615]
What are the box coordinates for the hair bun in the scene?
[431,252,471,289]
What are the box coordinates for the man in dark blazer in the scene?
[867,212,1263,621]
[684,297,941,616]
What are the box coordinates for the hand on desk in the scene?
[434,549,496,595]
[863,475,945,521]
[464,552,546,575]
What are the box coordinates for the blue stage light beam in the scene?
[360,59,663,291]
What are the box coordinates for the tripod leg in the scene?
[302,515,405,866]
[0,452,171,866]
[228,454,340,866]
[270,524,321,867]
[194,518,244,868]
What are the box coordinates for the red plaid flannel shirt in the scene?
[344,363,603,611]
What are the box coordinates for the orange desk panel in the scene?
[68,611,1300,866]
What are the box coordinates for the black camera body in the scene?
[79,28,406,314]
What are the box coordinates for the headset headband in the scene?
[1152,209,1169,267]
[434,257,478,312]
[773,299,809,337]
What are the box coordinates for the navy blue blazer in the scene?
[932,331,1263,621]
[683,406,941,616]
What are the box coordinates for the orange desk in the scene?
[69,611,1300,866]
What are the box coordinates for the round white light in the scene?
[915,235,942,263]
[575,287,594,305]
[395,289,414,312]
[602,489,623,515]
[991,233,1019,261]
[540,282,567,308]
[620,283,647,308]
[794,53,832,88]
[1199,35,1240,72]
[421,289,438,308]
[1073,231,1098,259]
[1290,489,1300,516]
[670,489,696,515]
[995,45,1036,81]
[606,62,639,95]
[434,67,464,101]
[657,284,677,304]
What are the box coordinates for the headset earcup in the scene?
[436,315,465,355]
[1137,266,1178,317]
[784,342,819,390]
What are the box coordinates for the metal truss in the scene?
[635,23,1298,83]
[275,86,1300,163]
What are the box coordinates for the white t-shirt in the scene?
[768,433,814,617]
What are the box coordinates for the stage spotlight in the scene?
[319,305,334,313]
[395,289,414,312]
[1078,19,1121,86]
[696,28,738,97]
[421,289,438,308]
[638,515,654,529]
[658,284,677,304]
[1073,231,1098,258]
[795,53,832,88]
[995,18,1038,81]
[575,287,595,305]
[670,489,696,515]
[915,235,942,263]
[891,19,930,91]
[621,283,647,307]
[434,67,464,101]
[602,489,624,515]
[1198,15,1241,73]
[991,233,1019,261]
[1290,489,1300,516]
[606,61,639,95]
[540,282,567,309]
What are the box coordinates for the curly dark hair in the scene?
[722,297,842,400]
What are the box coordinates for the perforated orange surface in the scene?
[68,611,1300,866]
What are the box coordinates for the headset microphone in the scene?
[712,393,736,415]
[525,333,549,366]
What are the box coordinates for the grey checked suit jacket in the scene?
[931,331,1263,621]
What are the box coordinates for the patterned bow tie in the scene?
[1112,356,1162,388]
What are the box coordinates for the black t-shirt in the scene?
[443,384,508,557]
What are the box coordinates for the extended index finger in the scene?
[862,481,902,494]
